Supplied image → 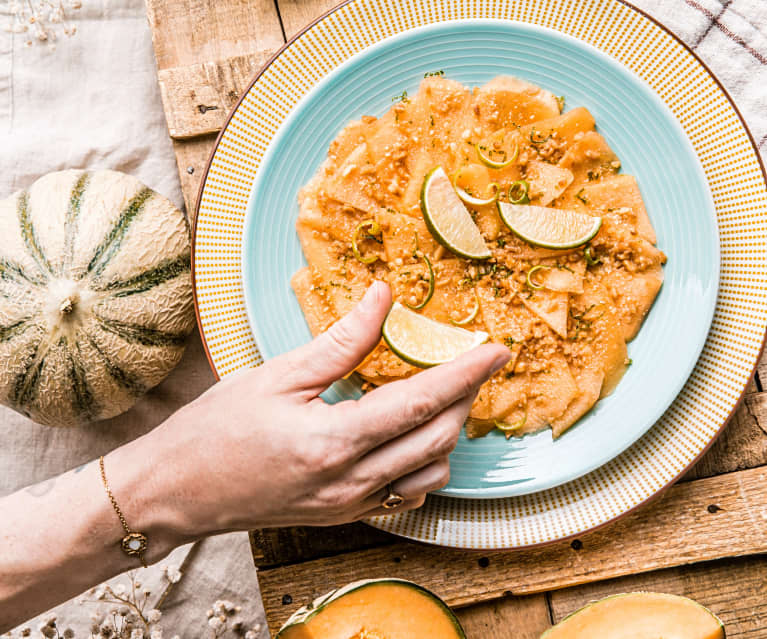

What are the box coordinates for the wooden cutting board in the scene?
[144,1,767,635]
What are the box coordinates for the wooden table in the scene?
[145,1,767,635]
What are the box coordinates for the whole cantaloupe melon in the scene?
[0,169,195,427]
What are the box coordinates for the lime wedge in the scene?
[497,201,602,249]
[420,167,492,260]
[382,302,489,368]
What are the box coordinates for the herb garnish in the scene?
[391,90,410,103]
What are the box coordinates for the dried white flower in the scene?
[244,632,258,639]
[129,630,143,639]
[147,609,162,624]
[207,617,224,631]
[164,566,182,584]
[150,631,163,639]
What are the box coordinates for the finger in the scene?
[270,281,391,395]
[355,457,451,514]
[348,342,509,454]
[350,394,474,497]
[356,496,427,520]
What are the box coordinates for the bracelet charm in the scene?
[121,532,149,557]
[99,456,149,568]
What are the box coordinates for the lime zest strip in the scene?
[526,264,551,290]
[476,142,518,169]
[404,254,435,311]
[453,179,499,207]
[584,245,602,266]
[508,180,530,205]
[495,409,527,435]
[352,219,381,264]
[450,288,480,326]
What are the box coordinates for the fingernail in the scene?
[362,280,384,308]
[490,352,511,375]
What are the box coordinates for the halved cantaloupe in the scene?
[276,579,466,639]
[541,592,725,639]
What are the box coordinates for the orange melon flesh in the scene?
[542,592,725,639]
[278,581,464,639]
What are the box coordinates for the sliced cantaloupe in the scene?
[521,289,569,338]
[277,579,465,639]
[580,175,656,244]
[526,160,574,206]
[290,267,334,337]
[541,592,725,639]
[518,106,597,147]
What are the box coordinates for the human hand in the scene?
[113,281,510,539]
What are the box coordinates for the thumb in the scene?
[274,280,391,395]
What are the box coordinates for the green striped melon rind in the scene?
[276,578,467,639]
[0,169,194,427]
[540,592,726,639]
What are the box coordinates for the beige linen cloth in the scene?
[1,0,765,635]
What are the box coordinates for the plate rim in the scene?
[239,17,721,498]
[190,0,767,547]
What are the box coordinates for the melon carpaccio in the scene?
[541,592,725,639]
[276,579,465,639]
[0,169,194,427]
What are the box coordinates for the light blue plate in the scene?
[241,20,719,498]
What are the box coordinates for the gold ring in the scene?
[381,482,405,509]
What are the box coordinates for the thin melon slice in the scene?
[580,174,656,243]
[326,119,369,176]
[541,592,725,639]
[518,106,597,147]
[291,267,334,337]
[325,143,380,215]
[277,579,466,639]
[526,160,574,206]
[521,289,569,338]
[378,208,439,263]
[473,75,561,130]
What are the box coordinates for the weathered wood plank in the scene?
[145,0,284,71]
[170,134,219,217]
[683,384,767,481]
[250,523,395,569]
[746,391,767,434]
[549,556,767,637]
[756,345,767,390]
[456,594,551,639]
[257,465,767,631]
[158,50,275,139]
[276,0,340,39]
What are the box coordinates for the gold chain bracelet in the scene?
[99,456,148,568]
